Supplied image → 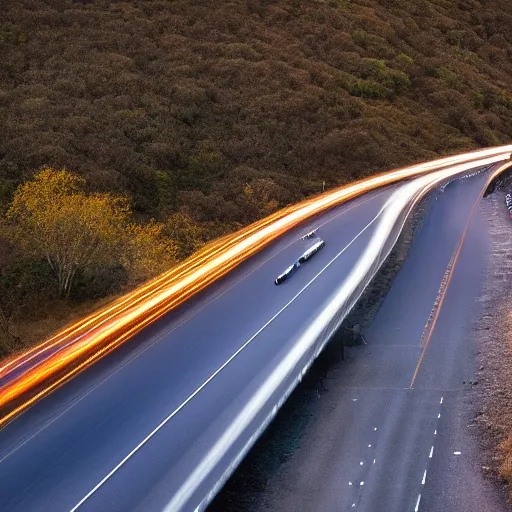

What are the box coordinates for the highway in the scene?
[0,181,402,511]
[0,162,506,512]
[251,168,508,511]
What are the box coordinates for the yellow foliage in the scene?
[7,168,131,297]
[122,220,178,284]
[164,212,204,260]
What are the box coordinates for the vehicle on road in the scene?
[301,229,317,240]
[298,239,326,263]
[274,261,301,285]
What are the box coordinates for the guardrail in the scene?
[0,147,511,428]
[166,157,512,511]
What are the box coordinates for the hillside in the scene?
[0,0,511,350]
[2,0,512,216]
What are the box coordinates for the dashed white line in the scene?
[437,413,441,419]
[440,397,443,404]
[415,494,422,512]
[374,427,377,431]
[422,470,427,485]
[360,481,364,486]
[368,444,372,448]
[349,482,353,486]
[360,462,364,466]
[454,451,461,455]
[373,459,376,464]
[429,446,434,458]
[434,430,437,435]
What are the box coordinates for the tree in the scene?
[122,220,178,284]
[7,168,130,298]
[237,178,282,223]
[163,212,205,260]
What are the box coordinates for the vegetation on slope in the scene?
[0,0,512,352]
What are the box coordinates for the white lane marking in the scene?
[360,462,364,466]
[349,482,353,486]
[415,494,422,512]
[374,427,377,431]
[69,208,382,511]
[422,470,427,485]
[352,505,356,508]
[454,451,461,455]
[360,481,364,486]
[368,444,372,448]
[352,398,358,401]
[429,446,434,458]
[373,459,376,464]
[314,189,389,231]
[434,430,437,435]
[3,189,390,463]
[437,413,441,419]
[440,397,443,404]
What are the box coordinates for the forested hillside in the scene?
[1,0,511,351]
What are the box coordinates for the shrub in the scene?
[382,69,411,93]
[122,220,178,284]
[396,53,414,67]
[472,89,485,108]
[348,79,392,100]
[359,59,410,94]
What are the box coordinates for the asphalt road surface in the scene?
[0,182,405,512]
[256,170,509,512]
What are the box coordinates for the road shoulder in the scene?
[473,190,512,504]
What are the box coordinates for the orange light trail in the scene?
[0,145,511,427]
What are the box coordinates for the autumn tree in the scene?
[163,212,204,260]
[238,178,282,224]
[122,220,178,284]
[7,168,129,298]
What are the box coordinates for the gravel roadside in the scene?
[473,188,512,502]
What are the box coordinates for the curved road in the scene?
[251,168,507,512]
[0,165,501,512]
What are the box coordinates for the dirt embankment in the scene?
[473,187,512,498]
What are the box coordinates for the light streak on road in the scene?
[163,157,512,512]
[0,145,510,428]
